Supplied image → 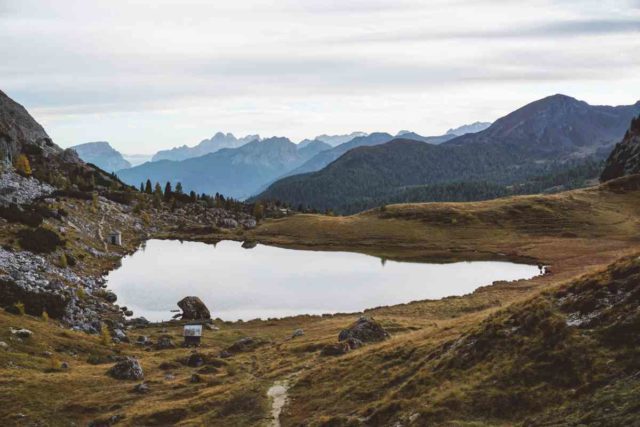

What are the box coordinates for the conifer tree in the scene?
[253,202,264,221]
[145,179,152,194]
[164,182,172,200]
[175,182,183,194]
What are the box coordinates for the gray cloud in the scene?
[338,18,640,44]
[0,0,638,152]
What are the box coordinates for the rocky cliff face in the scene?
[600,116,640,182]
[0,90,61,165]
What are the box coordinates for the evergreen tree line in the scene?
[138,179,245,212]
[258,156,604,215]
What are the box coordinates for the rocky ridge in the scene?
[601,115,640,182]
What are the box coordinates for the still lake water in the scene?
[105,239,540,322]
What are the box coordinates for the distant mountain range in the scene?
[113,122,489,199]
[117,138,331,199]
[151,132,260,162]
[446,121,491,135]
[298,132,368,148]
[254,95,640,213]
[70,141,131,172]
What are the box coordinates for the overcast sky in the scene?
[1,0,639,154]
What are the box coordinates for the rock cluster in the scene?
[0,171,54,206]
[154,204,257,231]
[0,248,116,333]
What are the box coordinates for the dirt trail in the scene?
[267,380,289,427]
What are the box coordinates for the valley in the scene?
[1,90,640,426]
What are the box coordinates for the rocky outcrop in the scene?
[338,316,390,343]
[601,116,640,182]
[108,357,144,380]
[0,89,60,165]
[177,296,211,320]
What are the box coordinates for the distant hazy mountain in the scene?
[394,131,456,145]
[299,132,368,148]
[288,124,490,177]
[123,153,153,167]
[118,137,331,199]
[286,132,395,177]
[601,116,640,182]
[446,121,492,135]
[255,95,640,213]
[151,132,260,162]
[71,141,131,172]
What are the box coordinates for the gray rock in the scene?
[338,316,390,343]
[186,353,205,367]
[0,341,8,350]
[218,218,238,228]
[133,382,149,394]
[155,335,176,350]
[103,291,117,303]
[113,328,128,343]
[321,342,351,357]
[291,328,304,338]
[108,357,144,380]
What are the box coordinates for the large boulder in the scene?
[338,316,390,343]
[107,357,144,380]
[177,296,211,320]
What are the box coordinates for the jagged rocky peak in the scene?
[151,132,260,162]
[0,90,62,165]
[601,116,640,182]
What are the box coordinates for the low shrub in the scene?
[51,189,93,201]
[0,204,44,227]
[14,302,25,315]
[103,191,134,205]
[17,227,65,253]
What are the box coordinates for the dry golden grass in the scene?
[1,175,640,425]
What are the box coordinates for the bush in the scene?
[0,204,44,227]
[51,190,93,201]
[14,302,25,315]
[103,191,134,205]
[100,324,111,346]
[17,227,65,253]
[58,253,68,268]
[14,154,32,176]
